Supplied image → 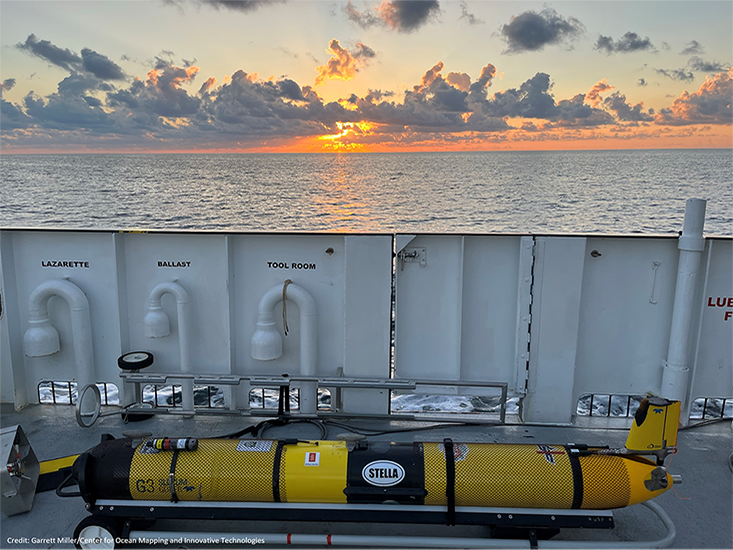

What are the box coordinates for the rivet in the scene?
[150,507,155,512]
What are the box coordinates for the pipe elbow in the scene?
[28,279,89,319]
[283,284,317,316]
[256,283,316,316]
[147,282,189,307]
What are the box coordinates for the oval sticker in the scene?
[361,460,406,487]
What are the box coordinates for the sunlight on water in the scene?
[1,150,731,234]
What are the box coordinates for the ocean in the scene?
[1,149,731,235]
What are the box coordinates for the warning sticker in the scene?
[236,440,273,452]
[304,452,320,466]
[438,442,470,463]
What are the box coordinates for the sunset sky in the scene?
[1,0,731,153]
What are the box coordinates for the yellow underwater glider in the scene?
[62,396,681,547]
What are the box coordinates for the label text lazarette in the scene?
[41,260,89,268]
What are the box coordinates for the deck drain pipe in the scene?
[23,279,95,393]
[661,198,706,409]
[144,282,194,415]
[251,281,317,415]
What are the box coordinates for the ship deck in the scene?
[1,403,731,549]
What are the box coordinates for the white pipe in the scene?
[24,279,95,392]
[145,282,194,415]
[661,198,706,408]
[252,282,317,415]
[129,501,675,548]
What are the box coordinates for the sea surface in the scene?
[1,149,732,235]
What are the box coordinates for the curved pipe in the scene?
[23,279,95,392]
[145,282,193,414]
[252,282,317,415]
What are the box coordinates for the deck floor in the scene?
[1,403,731,549]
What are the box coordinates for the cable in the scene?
[322,419,483,437]
[679,417,731,430]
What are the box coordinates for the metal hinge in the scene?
[398,247,427,271]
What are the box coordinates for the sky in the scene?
[0,0,731,153]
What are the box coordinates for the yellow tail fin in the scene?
[625,397,681,454]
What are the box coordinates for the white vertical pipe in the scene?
[252,282,318,415]
[25,279,95,391]
[661,198,706,406]
[146,282,194,414]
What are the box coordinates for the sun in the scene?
[319,122,376,151]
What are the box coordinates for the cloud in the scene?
[656,68,695,82]
[17,34,83,72]
[80,48,126,80]
[602,91,653,121]
[687,57,728,72]
[446,72,471,92]
[378,0,441,32]
[500,8,584,53]
[469,63,497,94]
[343,0,381,28]
[315,40,375,86]
[586,78,614,107]
[637,78,647,87]
[344,0,440,33]
[483,72,557,118]
[192,0,283,11]
[16,35,126,81]
[1,79,16,93]
[594,32,655,54]
[655,69,732,126]
[5,37,728,152]
[1,79,30,130]
[459,1,482,25]
[680,40,704,55]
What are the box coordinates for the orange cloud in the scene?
[656,68,732,125]
[586,78,614,107]
[446,71,471,92]
[414,61,444,92]
[315,39,375,86]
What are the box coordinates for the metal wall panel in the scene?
[1,228,730,425]
[523,237,587,424]
[0,233,22,404]
[459,236,526,392]
[7,231,122,404]
[394,234,529,395]
[690,238,733,401]
[120,233,232,403]
[573,238,679,400]
[342,235,392,414]
[394,235,464,381]
[230,234,347,379]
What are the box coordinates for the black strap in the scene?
[565,446,584,509]
[273,440,286,502]
[443,438,456,526]
[169,450,180,503]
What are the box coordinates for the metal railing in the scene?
[38,381,118,406]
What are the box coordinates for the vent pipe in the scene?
[252,282,317,415]
[144,282,194,415]
[661,198,707,409]
[23,279,95,392]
